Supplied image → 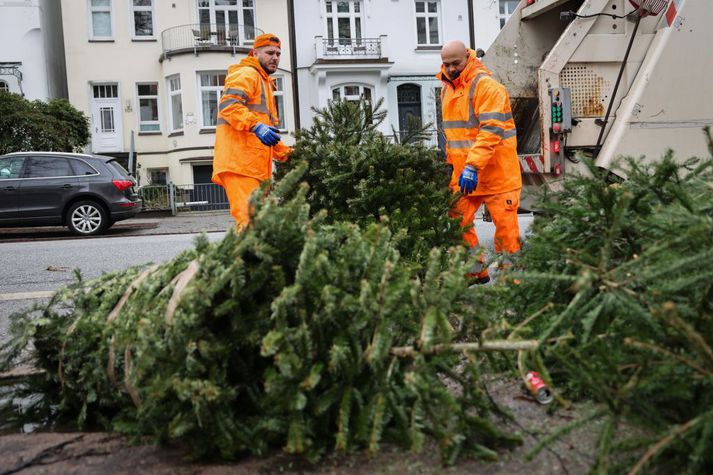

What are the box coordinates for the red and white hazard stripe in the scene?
[666,0,682,27]
[628,0,669,16]
[518,154,545,174]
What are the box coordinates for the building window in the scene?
[397,83,422,135]
[325,0,363,45]
[199,72,226,127]
[332,84,372,103]
[167,75,183,132]
[0,80,8,93]
[415,1,440,46]
[149,168,168,185]
[131,0,155,38]
[198,0,256,44]
[137,83,160,132]
[89,0,113,39]
[273,76,286,131]
[499,0,519,28]
[93,84,118,98]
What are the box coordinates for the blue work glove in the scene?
[253,123,280,146]
[458,165,478,194]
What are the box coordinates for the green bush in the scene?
[0,91,89,154]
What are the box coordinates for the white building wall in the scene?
[473,0,503,53]
[294,0,506,139]
[0,0,66,100]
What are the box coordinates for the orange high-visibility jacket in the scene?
[212,56,291,185]
[437,50,522,196]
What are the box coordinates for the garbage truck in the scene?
[482,0,712,200]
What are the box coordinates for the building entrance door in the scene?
[90,84,122,153]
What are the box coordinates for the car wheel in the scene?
[66,200,108,236]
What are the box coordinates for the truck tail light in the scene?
[112,179,133,191]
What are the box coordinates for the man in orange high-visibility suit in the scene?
[438,40,522,284]
[212,33,292,228]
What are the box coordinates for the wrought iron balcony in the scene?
[315,36,388,60]
[160,23,263,61]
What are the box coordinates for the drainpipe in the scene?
[287,0,301,130]
[467,0,476,49]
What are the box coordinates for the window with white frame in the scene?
[197,0,256,44]
[131,0,155,38]
[198,72,226,128]
[332,84,372,103]
[415,1,440,46]
[273,77,286,130]
[137,83,160,132]
[499,0,519,28]
[89,0,113,39]
[325,0,363,45]
[167,75,183,132]
[0,80,8,92]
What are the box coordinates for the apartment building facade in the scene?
[292,0,519,144]
[0,0,67,100]
[60,0,294,186]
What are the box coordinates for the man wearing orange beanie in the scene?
[212,33,292,228]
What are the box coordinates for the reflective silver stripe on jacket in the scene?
[448,139,475,149]
[480,125,517,139]
[441,72,489,130]
[478,111,513,122]
[224,88,249,102]
[219,97,242,111]
[217,118,228,125]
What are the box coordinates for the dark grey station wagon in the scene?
[0,152,142,236]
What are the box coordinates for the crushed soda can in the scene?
[525,371,554,405]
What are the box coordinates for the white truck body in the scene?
[483,0,713,184]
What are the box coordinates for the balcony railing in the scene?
[315,36,387,60]
[161,23,263,60]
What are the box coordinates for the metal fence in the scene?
[317,37,383,58]
[161,23,263,58]
[138,183,229,215]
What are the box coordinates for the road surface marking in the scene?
[0,291,54,302]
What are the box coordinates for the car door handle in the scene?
[62,184,73,189]
[4,186,16,191]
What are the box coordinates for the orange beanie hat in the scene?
[253,33,281,49]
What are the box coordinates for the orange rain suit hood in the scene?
[437,49,521,196]
[212,56,291,185]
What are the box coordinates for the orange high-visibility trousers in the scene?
[215,172,262,229]
[450,188,522,278]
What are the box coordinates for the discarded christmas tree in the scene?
[1,163,524,463]
[478,129,713,473]
[277,99,464,265]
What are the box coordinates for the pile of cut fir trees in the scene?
[2,97,712,473]
[0,100,525,465]
[477,128,713,474]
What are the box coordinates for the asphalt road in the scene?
[0,232,225,343]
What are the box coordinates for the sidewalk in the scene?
[0,211,234,242]
[122,210,233,235]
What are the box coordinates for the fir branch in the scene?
[627,411,711,475]
[624,338,713,378]
[391,340,538,357]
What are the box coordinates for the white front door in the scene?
[91,84,123,153]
